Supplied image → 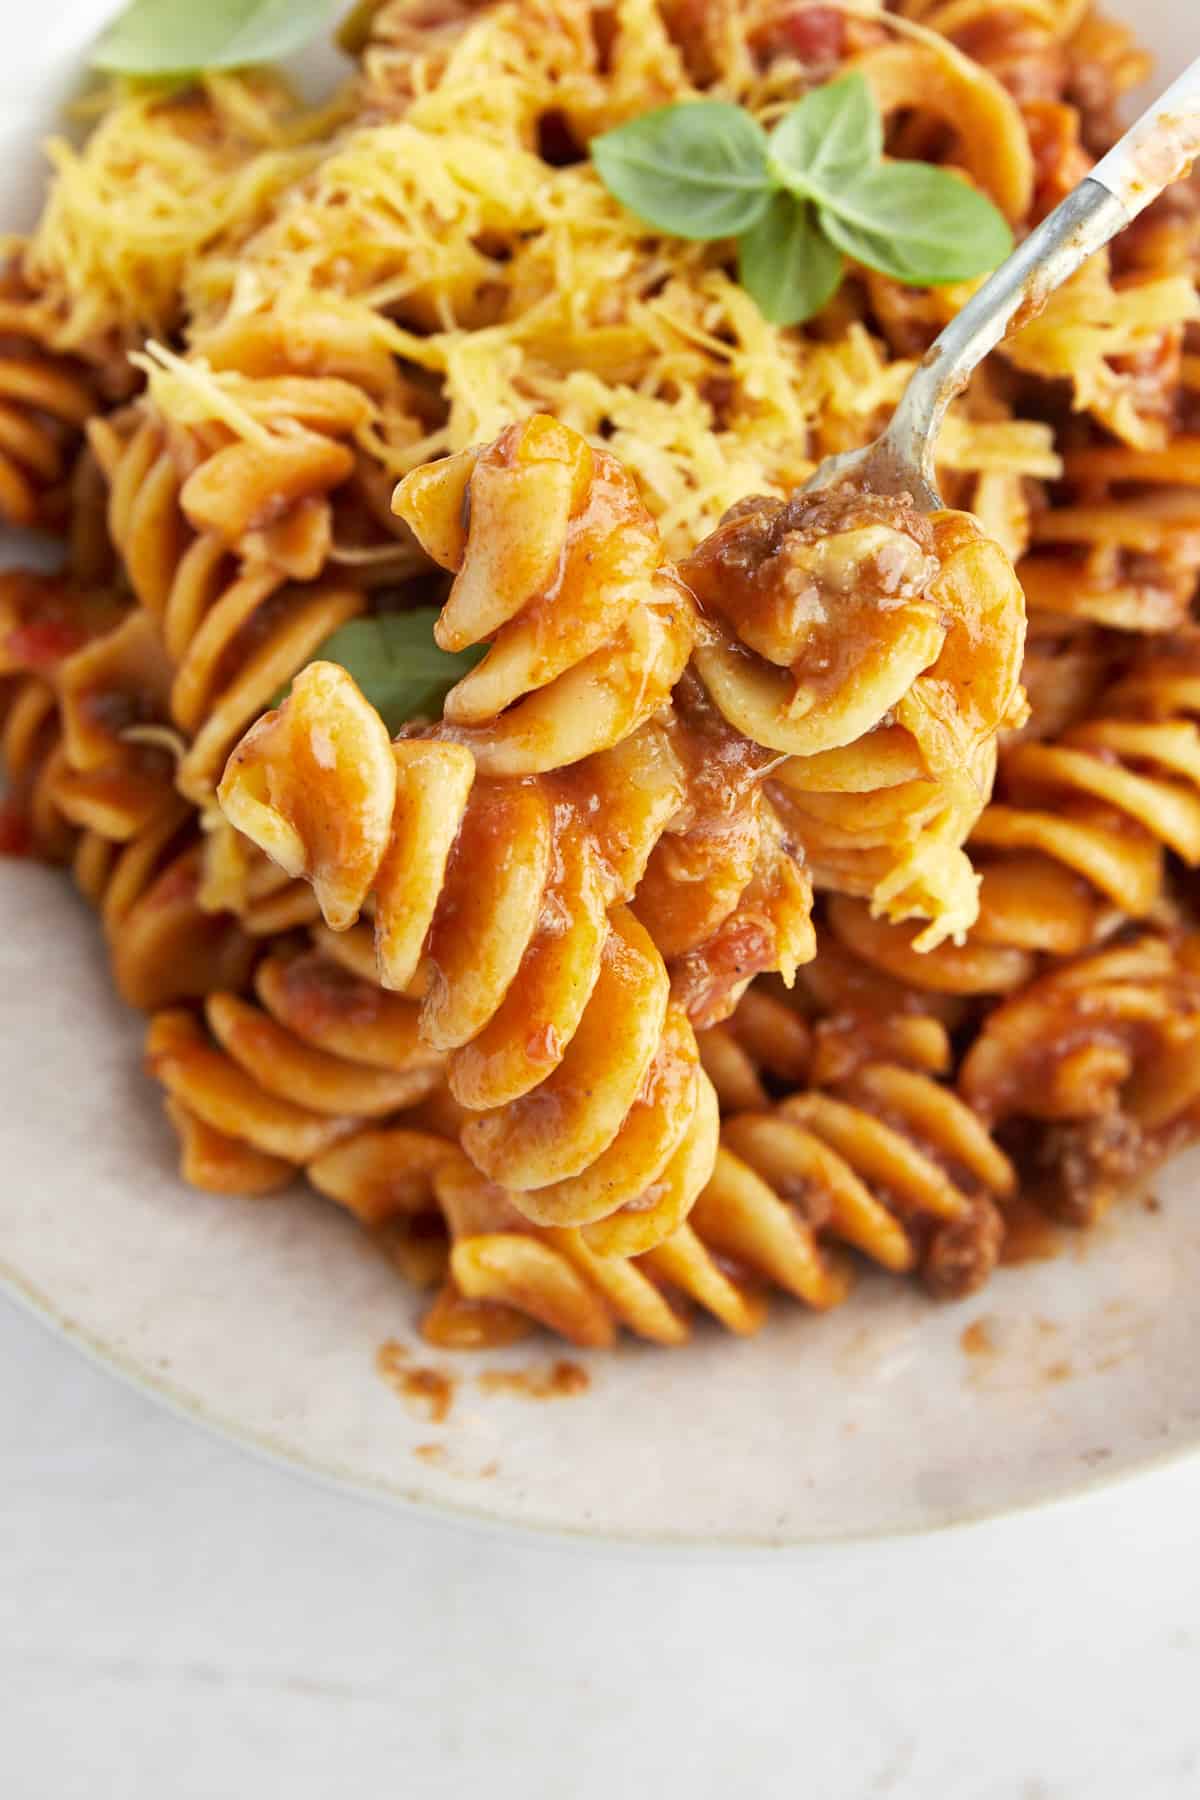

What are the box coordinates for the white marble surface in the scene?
[4,1293,1200,1799]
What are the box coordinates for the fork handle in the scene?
[886,53,1200,493]
[1090,57,1200,221]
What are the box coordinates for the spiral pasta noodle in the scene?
[632,676,817,1026]
[394,414,696,773]
[682,489,1027,944]
[89,403,368,807]
[0,570,180,843]
[698,984,812,1113]
[220,416,716,1249]
[816,633,1200,996]
[74,812,258,1013]
[960,933,1200,1225]
[722,1068,1014,1301]
[700,972,956,1108]
[147,934,449,1195]
[0,674,73,861]
[1020,489,1200,635]
[0,337,95,532]
[0,560,266,1010]
[424,1136,842,1349]
[0,665,256,1013]
[423,1007,1014,1346]
[704,976,1012,1298]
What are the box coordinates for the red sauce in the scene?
[0,803,33,858]
[4,616,88,668]
[774,5,845,63]
[421,1284,534,1349]
[476,1360,590,1401]
[376,1339,456,1422]
[960,1317,996,1358]
[1000,1196,1064,1266]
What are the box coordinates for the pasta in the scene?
[397,999,1013,1348]
[1,674,73,861]
[146,936,448,1191]
[821,629,1200,993]
[0,343,95,533]
[0,572,174,841]
[4,0,1200,1360]
[960,933,1200,1223]
[218,419,717,1248]
[705,493,1025,945]
[88,402,370,808]
[75,817,258,1012]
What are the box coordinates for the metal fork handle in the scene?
[880,52,1200,497]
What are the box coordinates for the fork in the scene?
[801,55,1200,510]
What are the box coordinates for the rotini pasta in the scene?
[146,935,448,1193]
[420,1003,1013,1347]
[393,414,696,774]
[960,933,1200,1223]
[89,404,369,807]
[0,674,73,861]
[682,490,1027,945]
[73,813,257,1013]
[0,330,95,531]
[218,417,723,1246]
[0,570,177,842]
[816,633,1200,990]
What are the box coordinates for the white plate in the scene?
[2,0,1197,1549]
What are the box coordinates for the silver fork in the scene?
[802,55,1200,510]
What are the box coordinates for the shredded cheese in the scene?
[21,74,331,364]
[22,0,1164,555]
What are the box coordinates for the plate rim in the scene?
[6,1247,1198,1554]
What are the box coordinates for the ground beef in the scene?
[1024,1109,1148,1227]
[922,1198,1005,1301]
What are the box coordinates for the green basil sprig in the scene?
[282,611,484,734]
[92,0,339,76]
[592,73,1013,326]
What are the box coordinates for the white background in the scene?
[5,1291,1200,1799]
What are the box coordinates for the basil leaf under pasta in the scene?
[92,0,338,75]
[293,611,485,734]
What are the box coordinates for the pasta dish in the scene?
[3,0,1200,1353]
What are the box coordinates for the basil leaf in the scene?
[592,102,773,241]
[738,192,843,327]
[767,72,881,197]
[92,0,338,75]
[289,611,484,734]
[818,163,1013,286]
